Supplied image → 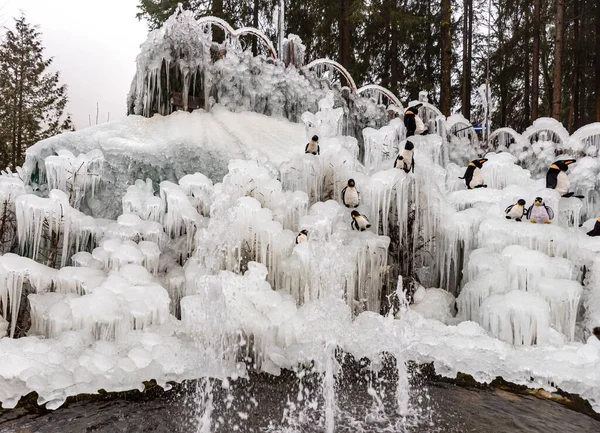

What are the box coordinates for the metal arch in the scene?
[197,16,236,36]
[487,127,528,153]
[570,122,600,144]
[357,85,403,110]
[415,101,444,119]
[488,127,523,144]
[304,59,358,93]
[197,18,277,59]
[234,27,278,59]
[449,121,477,136]
[522,118,569,146]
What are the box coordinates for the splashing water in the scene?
[195,378,215,433]
[323,342,338,433]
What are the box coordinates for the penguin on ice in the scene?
[527,197,554,224]
[587,217,600,236]
[295,229,308,244]
[351,210,371,231]
[394,140,415,173]
[341,179,360,208]
[546,159,577,197]
[305,135,320,155]
[505,199,527,221]
[459,159,488,189]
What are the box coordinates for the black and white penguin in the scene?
[394,140,415,173]
[351,210,371,231]
[546,159,576,197]
[305,135,320,155]
[459,159,488,189]
[341,179,360,208]
[527,197,554,224]
[587,217,600,236]
[404,104,424,137]
[505,199,527,221]
[295,229,308,244]
[594,327,600,340]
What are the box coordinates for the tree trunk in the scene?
[441,0,452,116]
[339,0,351,69]
[596,0,600,121]
[467,0,473,119]
[252,0,259,56]
[13,59,25,169]
[532,0,541,120]
[569,0,581,132]
[461,0,471,119]
[552,0,565,121]
[212,0,223,17]
[390,20,399,94]
[212,0,225,42]
[524,4,531,127]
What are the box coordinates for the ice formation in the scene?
[44,149,104,209]
[362,119,405,172]
[2,9,600,415]
[15,190,100,268]
[480,291,551,346]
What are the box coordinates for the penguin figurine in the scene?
[546,159,576,197]
[587,217,600,236]
[527,197,554,224]
[305,135,320,155]
[394,140,415,173]
[459,159,488,189]
[341,179,360,208]
[295,229,308,244]
[351,210,371,231]
[505,199,527,222]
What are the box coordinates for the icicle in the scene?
[0,254,58,338]
[480,291,550,346]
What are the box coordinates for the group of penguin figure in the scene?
[306,135,416,174]
[297,136,417,243]
[295,177,371,243]
[300,135,600,240]
[504,197,555,224]
[460,156,600,235]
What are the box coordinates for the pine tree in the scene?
[0,15,68,169]
[61,114,76,132]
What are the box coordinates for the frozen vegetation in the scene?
[1,7,600,421]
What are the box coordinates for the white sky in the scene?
[4,0,148,129]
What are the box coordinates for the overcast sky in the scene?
[4,0,148,129]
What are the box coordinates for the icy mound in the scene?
[410,287,456,325]
[4,97,600,415]
[480,291,551,346]
[23,107,305,219]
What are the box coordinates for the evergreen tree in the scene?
[135,1,600,130]
[0,15,68,169]
[61,114,75,132]
[137,0,211,30]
